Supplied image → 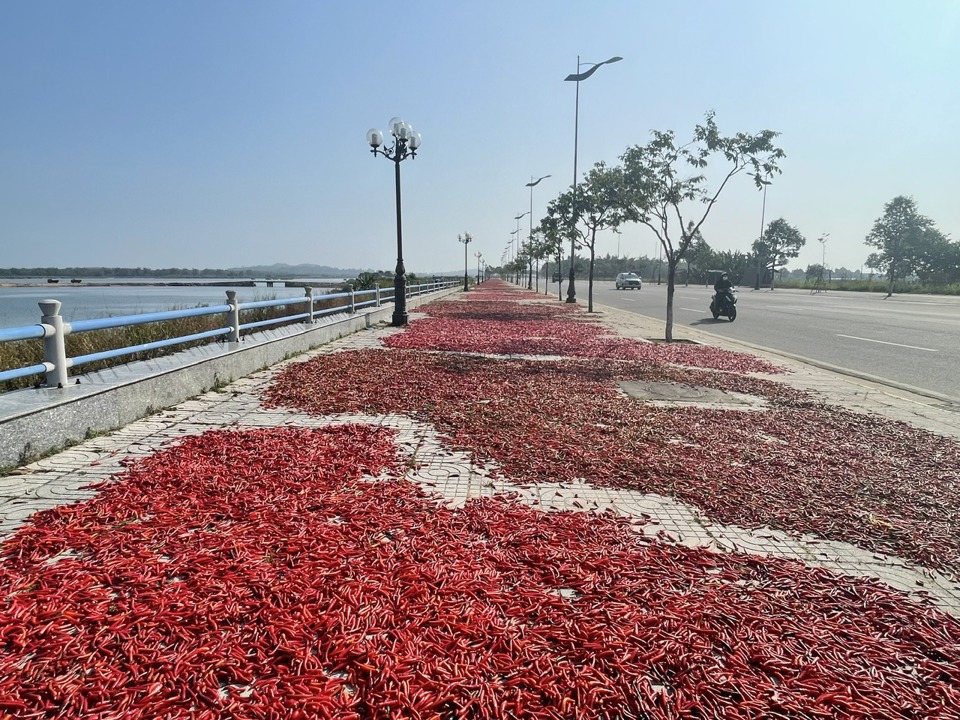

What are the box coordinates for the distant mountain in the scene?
[228,263,372,278]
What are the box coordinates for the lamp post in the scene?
[514,212,530,288]
[811,233,830,293]
[510,229,521,283]
[525,175,551,290]
[366,117,421,326]
[754,179,770,291]
[564,55,622,304]
[475,251,482,284]
[459,232,472,292]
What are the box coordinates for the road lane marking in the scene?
[680,307,702,313]
[836,334,938,352]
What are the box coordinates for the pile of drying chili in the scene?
[390,296,785,374]
[265,346,960,575]
[2,426,958,717]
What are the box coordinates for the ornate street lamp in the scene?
[475,251,483,284]
[564,55,622,304]
[366,117,422,326]
[525,175,551,291]
[459,232,472,292]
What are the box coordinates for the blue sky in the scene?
[1,1,957,275]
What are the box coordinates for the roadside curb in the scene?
[590,301,960,410]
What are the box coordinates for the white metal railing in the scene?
[0,281,456,389]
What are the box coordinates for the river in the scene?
[0,278,348,328]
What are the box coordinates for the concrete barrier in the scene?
[0,290,457,469]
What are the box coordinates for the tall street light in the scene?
[459,232,472,292]
[514,212,529,287]
[754,178,770,291]
[510,229,521,282]
[564,55,622,304]
[525,175,551,290]
[475,251,483,284]
[366,117,421,326]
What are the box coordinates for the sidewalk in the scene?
[2,280,959,717]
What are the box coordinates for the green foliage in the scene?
[351,271,392,291]
[912,230,960,285]
[864,195,944,296]
[806,263,826,281]
[619,111,785,340]
[752,218,806,289]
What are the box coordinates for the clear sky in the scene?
[2,1,958,275]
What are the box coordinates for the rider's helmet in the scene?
[721,272,728,279]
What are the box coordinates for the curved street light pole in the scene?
[754,179,770,291]
[514,212,529,287]
[564,55,622,304]
[459,233,472,292]
[475,251,482,284]
[525,175,551,291]
[366,118,422,326]
[510,229,521,283]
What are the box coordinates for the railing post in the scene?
[375,285,381,307]
[304,287,314,324]
[39,299,69,388]
[349,286,356,314]
[225,290,240,343]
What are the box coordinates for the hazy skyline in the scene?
[2,1,957,276]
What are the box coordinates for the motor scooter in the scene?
[710,288,737,321]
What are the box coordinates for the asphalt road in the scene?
[574,280,960,402]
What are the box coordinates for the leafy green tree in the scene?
[542,200,572,301]
[805,263,826,282]
[620,112,785,341]
[864,196,941,297]
[752,218,806,290]
[569,161,628,312]
[683,228,712,284]
[913,230,960,285]
[710,250,753,286]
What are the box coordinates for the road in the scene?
[576,280,960,402]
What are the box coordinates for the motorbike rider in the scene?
[714,272,733,295]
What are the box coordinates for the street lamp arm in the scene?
[369,145,417,163]
[564,56,622,82]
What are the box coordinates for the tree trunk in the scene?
[664,256,677,342]
[557,252,564,301]
[886,267,895,298]
[770,262,777,290]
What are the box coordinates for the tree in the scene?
[913,231,960,285]
[570,162,627,312]
[864,196,941,297]
[620,112,785,341]
[752,218,805,290]
[684,229,712,284]
[805,264,826,282]
[539,207,568,300]
[711,250,753,286]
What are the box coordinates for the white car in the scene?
[615,272,642,290]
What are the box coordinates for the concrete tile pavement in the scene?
[2,303,959,620]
